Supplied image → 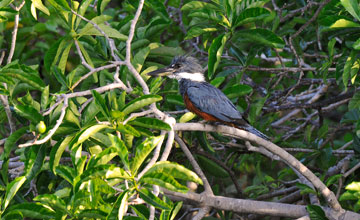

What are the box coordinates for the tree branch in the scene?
[174,123,343,212]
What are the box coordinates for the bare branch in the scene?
[174,123,343,212]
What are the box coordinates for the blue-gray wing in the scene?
[186,83,245,123]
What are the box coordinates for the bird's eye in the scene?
[174,64,180,68]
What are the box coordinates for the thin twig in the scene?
[18,97,69,148]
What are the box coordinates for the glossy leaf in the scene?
[55,165,76,185]
[234,29,285,48]
[91,90,110,118]
[196,155,229,178]
[140,172,188,193]
[77,124,110,144]
[138,188,171,210]
[108,134,129,170]
[121,94,162,115]
[130,136,164,174]
[306,205,328,220]
[235,7,270,27]
[33,194,67,213]
[208,34,228,79]
[142,161,203,185]
[14,104,43,123]
[3,176,26,211]
[223,84,253,99]
[340,0,360,21]
[343,50,356,88]
[24,144,46,183]
[129,117,171,131]
[179,112,196,123]
[2,127,28,183]
[3,203,56,219]
[185,27,217,40]
[0,67,45,91]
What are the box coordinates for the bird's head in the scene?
[148,56,205,82]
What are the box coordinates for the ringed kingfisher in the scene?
[148,56,269,140]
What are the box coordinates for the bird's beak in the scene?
[147,67,174,77]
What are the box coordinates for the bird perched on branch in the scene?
[148,56,268,140]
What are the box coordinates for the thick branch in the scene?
[174,123,343,212]
[164,189,358,219]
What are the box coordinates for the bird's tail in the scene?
[235,124,269,141]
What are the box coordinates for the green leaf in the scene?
[166,94,184,106]
[2,176,26,211]
[108,134,129,170]
[58,41,73,73]
[76,40,94,68]
[44,37,66,73]
[138,188,171,210]
[196,131,215,153]
[33,194,67,213]
[179,112,196,123]
[52,66,68,88]
[0,0,14,8]
[14,104,43,123]
[208,34,228,79]
[0,67,45,91]
[77,124,110,144]
[47,0,71,11]
[349,91,360,110]
[78,15,128,40]
[296,183,317,195]
[181,1,218,11]
[2,127,28,183]
[3,203,56,219]
[353,38,360,50]
[33,0,50,16]
[106,190,129,220]
[196,155,229,178]
[340,191,358,201]
[91,90,110,118]
[129,117,171,131]
[50,135,74,174]
[55,165,76,185]
[140,172,188,193]
[235,7,270,27]
[97,0,111,15]
[343,50,356,88]
[340,0,360,21]
[346,181,360,191]
[116,124,141,137]
[185,27,217,40]
[118,191,129,220]
[75,0,93,28]
[24,144,46,183]
[142,161,203,185]
[130,136,164,174]
[223,84,253,99]
[121,94,162,115]
[87,147,118,168]
[249,95,267,124]
[234,28,285,48]
[326,174,342,187]
[170,202,183,220]
[75,165,130,191]
[306,205,329,220]
[41,85,49,110]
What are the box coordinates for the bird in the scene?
[147,56,269,140]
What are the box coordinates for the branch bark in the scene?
[174,123,343,212]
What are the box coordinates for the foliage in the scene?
[0,0,360,219]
